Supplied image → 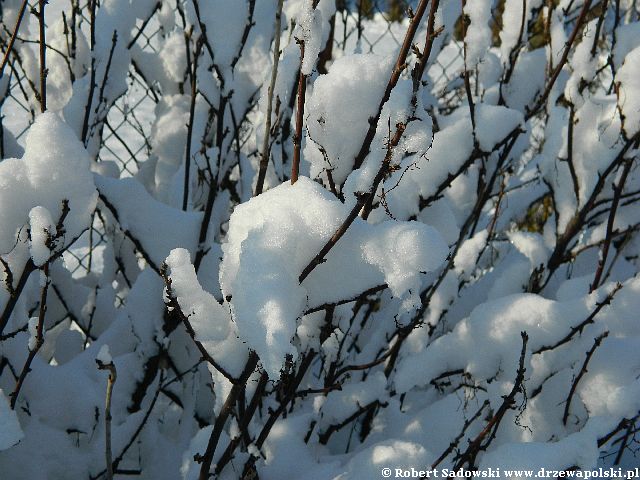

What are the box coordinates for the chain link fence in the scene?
[0,0,466,279]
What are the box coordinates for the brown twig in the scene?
[214,372,269,474]
[412,0,441,94]
[255,0,284,196]
[591,158,635,291]
[197,352,259,480]
[534,283,621,355]
[0,259,35,336]
[160,264,238,384]
[0,0,29,79]
[299,122,406,283]
[562,331,609,425]
[96,357,117,480]
[528,0,593,118]
[183,36,204,211]
[291,38,306,185]
[10,263,50,409]
[563,331,608,425]
[230,0,256,72]
[532,132,640,293]
[81,0,98,145]
[304,284,388,315]
[565,104,580,203]
[37,0,47,113]
[90,371,164,480]
[240,351,317,478]
[431,400,489,468]
[352,0,431,171]
[453,332,528,469]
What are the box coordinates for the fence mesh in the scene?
[0,0,467,278]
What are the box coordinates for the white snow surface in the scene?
[305,54,393,186]
[220,177,447,378]
[0,113,97,257]
[0,390,23,451]
[96,344,112,364]
[28,206,55,267]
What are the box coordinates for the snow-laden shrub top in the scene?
[220,176,447,377]
[1,0,640,478]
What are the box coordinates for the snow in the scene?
[479,430,600,472]
[500,0,531,62]
[28,206,55,267]
[394,292,592,393]
[617,46,640,136]
[96,344,112,364]
[0,390,23,451]
[464,0,492,67]
[2,1,640,476]
[27,317,39,350]
[415,114,476,202]
[298,1,324,75]
[476,104,524,151]
[340,439,433,480]
[319,371,387,428]
[362,222,448,309]
[220,177,447,378]
[305,54,393,186]
[164,248,230,342]
[160,33,188,84]
[612,23,640,69]
[165,248,249,378]
[456,229,488,275]
[0,113,97,258]
[95,175,203,269]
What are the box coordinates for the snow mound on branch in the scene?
[95,176,202,269]
[394,292,586,393]
[165,248,229,342]
[617,46,640,136]
[28,206,56,267]
[475,104,524,151]
[340,439,433,480]
[318,371,387,430]
[164,249,249,378]
[305,54,393,186]
[0,113,97,257]
[478,425,600,472]
[464,0,492,67]
[220,177,447,378]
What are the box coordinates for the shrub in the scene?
[0,0,639,478]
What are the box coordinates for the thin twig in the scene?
[10,263,50,409]
[534,283,621,354]
[183,36,204,211]
[453,332,529,469]
[197,352,258,480]
[37,0,47,113]
[352,0,431,171]
[255,0,284,196]
[97,357,117,480]
[0,0,29,79]
[160,264,238,384]
[591,158,635,291]
[563,331,608,425]
[528,0,593,118]
[291,38,306,185]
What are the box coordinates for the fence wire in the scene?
[0,0,466,278]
